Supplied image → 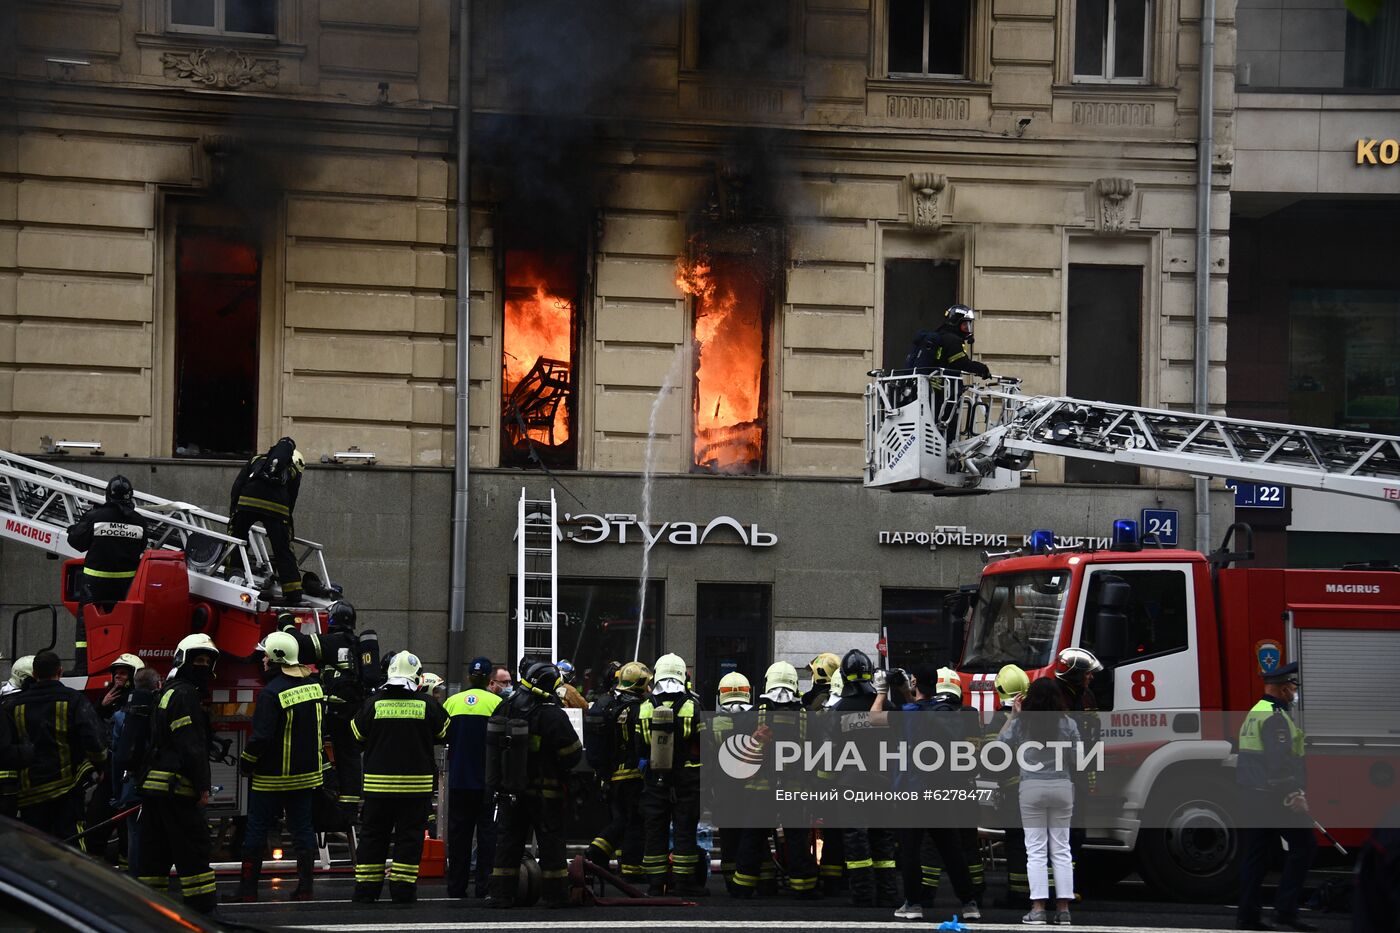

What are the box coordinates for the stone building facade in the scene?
[1,0,1236,690]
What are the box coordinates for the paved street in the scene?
[217,868,1356,932]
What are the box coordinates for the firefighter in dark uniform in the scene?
[734,662,820,899]
[229,436,305,606]
[10,650,106,846]
[487,661,583,908]
[834,648,900,908]
[351,650,449,904]
[1236,662,1317,932]
[903,304,991,434]
[986,664,1031,905]
[710,671,751,894]
[67,475,150,611]
[443,656,504,898]
[279,600,373,816]
[229,631,325,903]
[0,666,34,820]
[584,660,651,879]
[636,653,708,897]
[136,635,219,914]
[803,653,846,894]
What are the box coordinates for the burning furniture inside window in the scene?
[501,250,578,469]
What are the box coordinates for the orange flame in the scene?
[503,250,574,446]
[677,253,767,473]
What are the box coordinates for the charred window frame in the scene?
[499,244,582,471]
[685,0,803,76]
[887,0,972,78]
[168,0,276,37]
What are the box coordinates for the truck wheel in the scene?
[1136,782,1241,902]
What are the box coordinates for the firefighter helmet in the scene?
[653,653,687,692]
[945,303,976,339]
[110,653,144,673]
[557,659,577,685]
[327,600,356,631]
[1054,647,1103,683]
[935,667,963,699]
[995,664,1030,704]
[717,671,752,708]
[419,672,444,693]
[105,474,134,506]
[808,652,841,686]
[527,662,563,694]
[8,655,34,690]
[173,634,219,670]
[840,649,875,682]
[601,660,623,691]
[259,631,299,666]
[387,651,422,682]
[618,661,652,695]
[291,449,306,475]
[764,661,799,695]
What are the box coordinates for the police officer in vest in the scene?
[583,660,651,880]
[636,653,708,897]
[487,661,583,908]
[351,650,449,904]
[443,656,503,899]
[136,635,218,914]
[67,475,150,611]
[229,437,305,606]
[230,631,325,903]
[1236,662,1317,932]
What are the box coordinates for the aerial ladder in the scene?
[0,447,337,618]
[516,487,560,668]
[865,371,1400,502]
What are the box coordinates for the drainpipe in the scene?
[447,0,471,693]
[1193,0,1216,554]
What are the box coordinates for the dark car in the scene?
[0,816,262,932]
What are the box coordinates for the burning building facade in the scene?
[3,0,1241,687]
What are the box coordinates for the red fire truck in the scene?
[865,373,1400,899]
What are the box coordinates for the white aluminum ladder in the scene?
[0,448,335,612]
[515,488,558,669]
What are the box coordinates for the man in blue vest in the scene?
[1236,662,1316,932]
[443,656,503,898]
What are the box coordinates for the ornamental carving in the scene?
[162,48,280,90]
[1093,177,1136,234]
[909,172,948,231]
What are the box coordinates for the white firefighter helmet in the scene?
[111,653,145,673]
[418,671,444,693]
[387,651,422,682]
[258,631,299,666]
[291,449,306,475]
[717,671,752,709]
[173,634,219,669]
[935,667,963,699]
[652,653,687,693]
[764,661,799,695]
[9,655,35,690]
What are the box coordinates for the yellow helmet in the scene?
[291,449,306,475]
[387,651,423,682]
[995,664,1030,704]
[258,631,299,666]
[764,661,799,695]
[935,667,963,699]
[808,652,841,686]
[717,671,751,708]
[618,661,652,694]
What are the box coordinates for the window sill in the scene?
[135,31,307,59]
[870,76,991,92]
[1054,83,1177,97]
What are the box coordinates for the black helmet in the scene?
[105,475,134,506]
[527,661,562,694]
[944,304,976,340]
[601,660,622,690]
[840,649,876,696]
[327,600,356,631]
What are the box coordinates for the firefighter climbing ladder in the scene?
[516,487,559,667]
[0,447,335,611]
[865,372,1400,501]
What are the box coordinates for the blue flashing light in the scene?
[1112,519,1140,550]
[1028,529,1056,553]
